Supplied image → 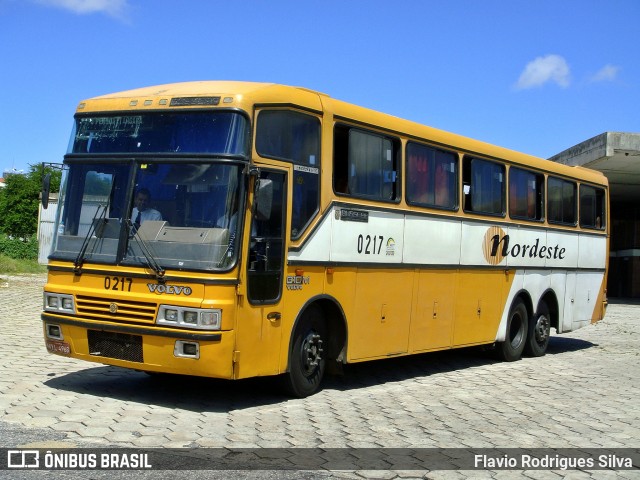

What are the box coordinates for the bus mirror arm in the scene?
[41,173,51,209]
[248,165,260,180]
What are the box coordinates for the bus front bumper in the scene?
[42,314,235,379]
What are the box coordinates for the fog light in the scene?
[183,343,198,355]
[46,324,62,339]
[174,340,199,359]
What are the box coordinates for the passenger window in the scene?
[333,125,399,202]
[406,142,458,210]
[509,167,544,221]
[548,177,576,225]
[579,184,606,229]
[256,110,320,239]
[463,156,505,215]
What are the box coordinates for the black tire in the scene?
[524,301,551,357]
[496,299,528,361]
[283,305,327,398]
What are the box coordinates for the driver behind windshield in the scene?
[131,188,162,230]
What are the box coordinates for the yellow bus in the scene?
[42,81,608,397]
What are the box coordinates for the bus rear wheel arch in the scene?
[496,298,529,362]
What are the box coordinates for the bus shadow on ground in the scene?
[325,335,595,392]
[545,335,598,354]
[44,335,594,412]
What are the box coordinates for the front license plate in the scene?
[46,340,71,355]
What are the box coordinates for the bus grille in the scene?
[76,295,157,324]
[88,330,143,363]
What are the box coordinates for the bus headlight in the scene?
[157,305,221,330]
[43,293,76,314]
[183,311,198,325]
[165,309,179,322]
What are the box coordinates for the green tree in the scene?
[0,164,61,238]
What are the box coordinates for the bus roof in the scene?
[76,81,608,187]
[78,81,324,114]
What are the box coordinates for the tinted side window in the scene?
[548,177,576,225]
[256,110,320,239]
[463,156,505,215]
[509,167,544,221]
[579,185,606,229]
[256,110,320,165]
[333,125,399,202]
[406,142,458,210]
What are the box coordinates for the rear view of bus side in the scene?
[42,82,608,397]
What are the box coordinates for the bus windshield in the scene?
[51,161,244,272]
[69,111,249,156]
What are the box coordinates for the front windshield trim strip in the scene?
[41,314,223,341]
[73,106,249,119]
[63,153,250,162]
[46,265,239,286]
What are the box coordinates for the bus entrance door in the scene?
[235,168,289,379]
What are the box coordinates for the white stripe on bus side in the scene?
[289,206,607,270]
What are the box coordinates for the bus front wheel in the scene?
[283,305,327,398]
[496,299,528,362]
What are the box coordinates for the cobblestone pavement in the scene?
[1,274,639,479]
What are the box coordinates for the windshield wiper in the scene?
[127,220,166,283]
[74,178,116,275]
[73,204,108,275]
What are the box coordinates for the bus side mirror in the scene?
[254,178,273,221]
[42,173,51,209]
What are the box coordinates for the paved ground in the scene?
[1,274,638,479]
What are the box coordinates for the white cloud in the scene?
[515,54,571,90]
[590,64,620,83]
[34,0,130,20]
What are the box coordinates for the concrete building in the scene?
[550,132,640,298]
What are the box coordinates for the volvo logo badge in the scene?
[109,303,118,314]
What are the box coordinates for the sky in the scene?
[1,0,638,175]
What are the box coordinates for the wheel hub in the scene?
[535,315,550,343]
[301,332,323,375]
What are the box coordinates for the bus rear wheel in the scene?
[525,301,551,357]
[283,306,327,398]
[496,299,528,362]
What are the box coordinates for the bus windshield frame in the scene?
[51,110,252,273]
[50,159,246,272]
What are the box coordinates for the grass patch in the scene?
[0,254,47,274]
